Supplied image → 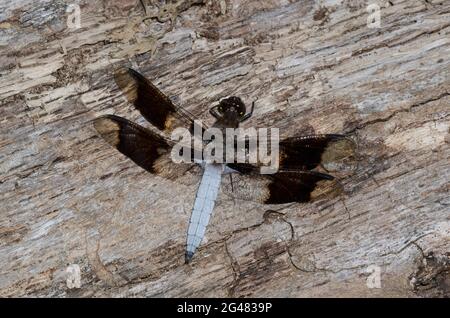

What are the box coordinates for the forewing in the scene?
[93,114,198,181]
[114,67,203,134]
[279,134,356,171]
[230,134,355,172]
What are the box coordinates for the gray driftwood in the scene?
[0,0,449,297]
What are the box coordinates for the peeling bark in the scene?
[0,0,449,297]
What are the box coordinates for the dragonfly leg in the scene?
[240,100,255,122]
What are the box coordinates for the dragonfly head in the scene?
[217,96,246,118]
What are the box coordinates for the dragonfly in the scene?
[93,67,356,263]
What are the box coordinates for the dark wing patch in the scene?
[114,67,202,134]
[279,134,356,171]
[265,171,339,204]
[223,164,341,204]
[93,114,197,180]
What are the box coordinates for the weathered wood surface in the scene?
[0,0,449,297]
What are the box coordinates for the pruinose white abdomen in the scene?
[185,163,224,263]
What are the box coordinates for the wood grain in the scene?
[0,0,449,297]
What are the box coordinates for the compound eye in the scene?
[240,111,244,116]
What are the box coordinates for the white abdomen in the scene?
[185,163,223,262]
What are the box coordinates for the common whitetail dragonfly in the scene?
[93,68,355,263]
